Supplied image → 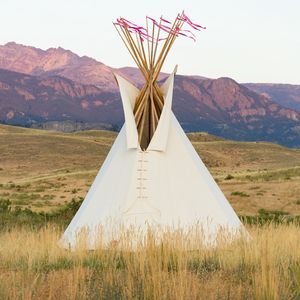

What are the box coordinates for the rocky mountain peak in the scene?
[0,42,114,90]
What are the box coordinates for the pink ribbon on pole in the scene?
[147,15,199,41]
[115,13,205,44]
[160,17,171,24]
[115,18,157,42]
[177,12,206,30]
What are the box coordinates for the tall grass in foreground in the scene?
[0,225,299,299]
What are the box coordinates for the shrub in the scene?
[231,191,250,197]
[0,197,83,230]
[0,199,11,213]
[224,174,234,180]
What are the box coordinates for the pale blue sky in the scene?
[0,0,299,84]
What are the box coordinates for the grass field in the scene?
[1,124,300,216]
[0,225,300,299]
[1,124,300,299]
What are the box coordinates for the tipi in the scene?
[60,12,244,248]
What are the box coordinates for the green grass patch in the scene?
[0,197,83,229]
[1,198,299,230]
[239,209,299,226]
[41,194,55,200]
[231,191,250,197]
[239,167,300,182]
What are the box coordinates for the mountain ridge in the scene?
[0,42,115,90]
[0,42,300,147]
[243,83,300,112]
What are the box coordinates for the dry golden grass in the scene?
[0,225,299,299]
[1,124,300,298]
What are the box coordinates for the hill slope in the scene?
[1,124,300,216]
[0,68,122,126]
[244,83,300,112]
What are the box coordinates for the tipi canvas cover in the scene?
[60,69,243,249]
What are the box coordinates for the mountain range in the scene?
[0,41,300,147]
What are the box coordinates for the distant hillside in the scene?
[0,68,121,126]
[172,75,300,147]
[244,83,300,112]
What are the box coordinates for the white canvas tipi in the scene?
[60,69,243,249]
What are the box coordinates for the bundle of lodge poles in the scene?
[114,11,205,150]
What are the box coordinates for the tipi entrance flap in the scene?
[115,67,177,152]
[114,74,140,149]
[147,67,177,152]
[160,65,178,96]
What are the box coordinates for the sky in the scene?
[0,0,299,84]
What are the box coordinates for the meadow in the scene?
[0,225,300,299]
[1,124,300,299]
[1,124,300,216]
